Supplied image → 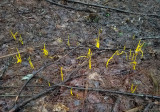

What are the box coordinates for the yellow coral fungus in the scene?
[135,40,144,58]
[95,28,102,48]
[16,48,22,63]
[41,44,48,56]
[77,48,92,69]
[131,83,137,93]
[130,60,137,70]
[95,37,100,48]
[10,31,18,40]
[28,56,34,69]
[130,40,144,70]
[19,34,23,45]
[60,67,63,81]
[48,82,51,87]
[67,35,70,47]
[106,47,125,68]
[70,88,73,96]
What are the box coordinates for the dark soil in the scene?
[0,0,160,112]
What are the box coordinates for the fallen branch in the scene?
[143,102,154,112]
[0,85,46,89]
[0,47,34,60]
[140,36,160,40]
[55,84,160,100]
[0,57,12,79]
[46,0,93,13]
[112,96,120,112]
[67,0,160,18]
[0,95,32,97]
[10,81,160,112]
[46,0,160,18]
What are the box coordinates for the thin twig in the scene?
[140,36,160,40]
[46,0,93,13]
[0,49,26,60]
[0,57,12,79]
[55,84,160,100]
[9,80,160,112]
[143,102,154,112]
[0,85,46,89]
[112,96,120,112]
[0,95,32,97]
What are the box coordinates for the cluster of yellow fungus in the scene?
[28,56,34,69]
[106,40,144,70]
[10,31,23,44]
[130,40,144,70]
[11,31,35,69]
[77,48,92,69]
[11,30,144,95]
[95,28,102,48]
[16,48,22,64]
[67,35,70,47]
[106,46,126,68]
[41,44,49,56]
[131,83,137,93]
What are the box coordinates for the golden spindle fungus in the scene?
[48,82,51,87]
[130,61,137,70]
[19,34,23,45]
[60,67,63,81]
[10,31,18,40]
[106,46,126,68]
[67,35,70,47]
[95,38,100,48]
[28,56,34,69]
[95,28,102,48]
[70,88,73,96]
[130,40,144,70]
[131,84,137,93]
[87,48,92,69]
[135,40,144,58]
[77,48,92,69]
[16,48,22,63]
[106,51,117,68]
[41,44,48,56]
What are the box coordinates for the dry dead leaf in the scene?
[70,78,83,87]
[53,103,69,112]
[125,106,143,112]
[88,72,105,87]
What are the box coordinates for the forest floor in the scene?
[0,0,160,112]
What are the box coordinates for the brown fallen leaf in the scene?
[125,106,143,112]
[53,103,69,112]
